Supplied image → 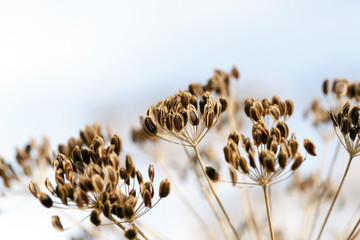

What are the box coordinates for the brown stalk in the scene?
[263,186,275,240]
[183,145,233,240]
[108,215,148,240]
[347,217,360,240]
[317,155,353,240]
[193,145,241,240]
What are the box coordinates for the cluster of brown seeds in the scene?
[29,124,170,240]
[329,101,360,156]
[143,90,228,146]
[217,96,316,187]
[16,137,52,177]
[0,157,18,189]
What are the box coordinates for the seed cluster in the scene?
[29,124,170,239]
[221,96,316,187]
[329,101,360,156]
[143,90,228,146]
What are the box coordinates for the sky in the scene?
[1,1,360,239]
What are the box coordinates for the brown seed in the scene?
[143,117,158,136]
[228,131,239,145]
[110,134,122,156]
[148,165,155,182]
[143,190,152,207]
[303,139,317,156]
[45,178,56,195]
[205,110,215,128]
[285,99,294,117]
[173,113,184,132]
[92,175,104,193]
[125,225,138,240]
[51,216,64,232]
[341,117,351,135]
[205,167,220,182]
[250,107,261,121]
[278,150,288,169]
[189,109,200,126]
[229,167,237,186]
[350,127,357,141]
[349,106,360,126]
[232,66,239,79]
[244,98,254,117]
[270,106,280,121]
[288,138,298,157]
[238,156,249,174]
[265,153,276,172]
[219,97,228,112]
[323,79,329,95]
[248,152,256,168]
[123,202,135,219]
[90,210,101,226]
[329,110,338,127]
[29,181,40,198]
[291,153,303,171]
[223,145,233,164]
[39,192,53,208]
[159,178,171,198]
[103,200,111,218]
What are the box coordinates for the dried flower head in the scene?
[30,124,169,234]
[223,96,315,187]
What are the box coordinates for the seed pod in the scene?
[143,117,158,136]
[259,151,267,167]
[90,210,101,226]
[92,175,104,193]
[303,139,317,156]
[329,110,338,127]
[248,152,256,168]
[123,202,135,219]
[45,178,56,195]
[323,79,329,95]
[110,134,122,156]
[148,165,155,182]
[244,98,254,117]
[350,106,360,126]
[350,127,357,141]
[342,100,351,116]
[75,190,89,208]
[228,131,239,145]
[204,110,215,128]
[276,122,289,139]
[51,216,64,232]
[278,150,289,169]
[205,167,220,182]
[219,97,228,112]
[189,109,199,126]
[173,113,184,132]
[159,178,171,198]
[265,153,276,172]
[291,153,303,171]
[285,99,294,117]
[126,154,134,176]
[29,181,40,198]
[288,138,298,157]
[125,225,138,240]
[39,192,53,208]
[238,156,249,174]
[229,167,237,186]
[136,170,143,184]
[270,106,280,121]
[106,166,118,185]
[250,107,261,121]
[181,93,190,107]
[232,66,239,79]
[103,200,111,218]
[165,113,174,131]
[143,190,152,207]
[340,117,351,135]
[223,145,233,164]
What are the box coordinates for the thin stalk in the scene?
[307,142,341,240]
[157,161,216,240]
[193,145,241,240]
[347,217,360,240]
[350,228,360,240]
[317,156,353,240]
[183,146,233,240]
[136,220,164,240]
[263,186,275,240]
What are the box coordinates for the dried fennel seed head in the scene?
[143,90,227,146]
[221,96,315,187]
[329,101,360,156]
[30,124,170,231]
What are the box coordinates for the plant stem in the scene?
[157,161,216,240]
[183,146,233,240]
[347,217,360,240]
[316,155,353,240]
[193,145,241,240]
[263,186,275,240]
[307,141,341,240]
[108,216,146,240]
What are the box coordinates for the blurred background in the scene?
[1,0,360,239]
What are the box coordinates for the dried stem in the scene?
[108,216,147,240]
[307,141,341,240]
[193,145,241,240]
[183,145,233,240]
[157,161,216,240]
[347,217,360,240]
[263,186,275,240]
[317,155,353,240]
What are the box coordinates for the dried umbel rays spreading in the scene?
[29,124,170,240]
[219,96,317,187]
